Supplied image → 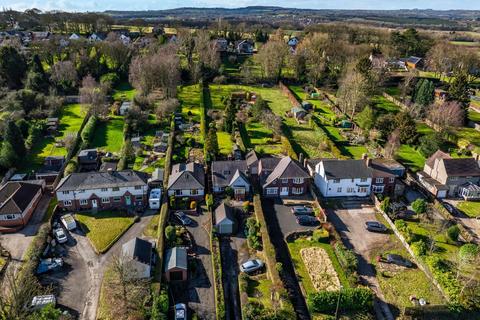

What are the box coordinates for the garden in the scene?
[91,115,125,153]
[75,210,135,253]
[456,201,480,218]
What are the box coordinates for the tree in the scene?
[255,40,289,81]
[390,28,432,57]
[427,101,464,130]
[0,142,18,169]
[414,79,434,107]
[411,198,427,214]
[205,124,220,160]
[27,303,62,320]
[79,75,108,116]
[125,105,149,133]
[448,70,471,111]
[156,98,179,121]
[356,106,375,130]
[50,60,78,93]
[394,112,417,144]
[446,224,460,242]
[0,46,26,89]
[459,243,479,262]
[418,133,443,157]
[223,98,237,134]
[195,30,221,79]
[165,226,176,246]
[384,129,401,159]
[375,113,396,142]
[337,66,369,119]
[5,120,26,159]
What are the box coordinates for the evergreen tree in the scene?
[394,112,418,144]
[0,46,27,89]
[5,120,26,158]
[448,70,471,111]
[356,106,375,130]
[223,98,236,133]
[0,142,18,169]
[415,79,435,107]
[205,123,219,160]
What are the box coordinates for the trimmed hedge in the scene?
[80,115,97,146]
[307,287,374,313]
[211,233,226,320]
[163,116,176,189]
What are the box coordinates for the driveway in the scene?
[443,199,480,243]
[271,198,319,237]
[327,203,394,320]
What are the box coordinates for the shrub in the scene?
[334,242,358,273]
[459,243,479,262]
[100,72,119,88]
[380,197,391,213]
[246,217,261,250]
[64,159,78,175]
[447,225,460,242]
[425,256,461,301]
[308,288,374,313]
[165,226,176,246]
[312,228,330,243]
[80,115,98,146]
[411,239,427,256]
[411,198,427,214]
[205,194,213,211]
[190,201,197,210]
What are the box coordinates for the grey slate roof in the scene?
[167,163,205,190]
[122,237,152,265]
[321,159,373,180]
[443,158,480,176]
[149,168,164,183]
[264,157,309,187]
[246,150,259,168]
[0,182,42,215]
[212,161,249,188]
[165,247,187,271]
[56,170,148,192]
[215,201,235,224]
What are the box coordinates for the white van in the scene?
[61,214,77,231]
[149,189,162,210]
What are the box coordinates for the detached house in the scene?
[55,170,149,211]
[167,163,205,199]
[418,150,480,199]
[260,157,310,197]
[212,161,251,200]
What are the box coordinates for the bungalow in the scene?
[122,237,153,279]
[0,180,45,232]
[167,162,205,199]
[418,150,480,199]
[77,149,100,172]
[55,170,149,211]
[212,161,251,200]
[261,156,310,197]
[214,201,237,235]
[164,247,188,282]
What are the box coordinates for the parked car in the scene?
[30,295,56,310]
[174,303,187,320]
[36,258,64,274]
[174,211,193,226]
[365,221,387,233]
[441,202,456,215]
[61,214,77,231]
[393,210,413,220]
[291,206,314,216]
[240,259,264,274]
[386,254,413,268]
[296,215,319,226]
[54,228,68,244]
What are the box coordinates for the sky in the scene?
[1,0,480,12]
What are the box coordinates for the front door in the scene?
[125,196,131,206]
[92,199,98,208]
[280,187,289,196]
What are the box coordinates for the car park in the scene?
[61,214,77,231]
[174,303,187,320]
[291,206,314,216]
[240,259,264,274]
[174,211,193,226]
[54,228,68,244]
[386,254,413,268]
[365,221,387,233]
[296,215,319,226]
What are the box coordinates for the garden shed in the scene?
[164,247,188,282]
[214,202,236,235]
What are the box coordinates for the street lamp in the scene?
[335,285,343,320]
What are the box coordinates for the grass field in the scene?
[372,95,401,114]
[395,145,426,172]
[76,211,134,253]
[245,274,274,308]
[456,201,480,218]
[217,131,234,155]
[112,82,136,101]
[92,116,125,153]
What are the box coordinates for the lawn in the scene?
[217,131,233,155]
[22,104,87,170]
[416,122,435,136]
[91,116,125,153]
[112,82,136,101]
[468,109,480,123]
[385,87,401,97]
[143,212,160,238]
[456,201,480,218]
[178,84,202,123]
[75,211,135,253]
[371,95,401,114]
[452,127,480,147]
[245,274,274,308]
[244,121,282,154]
[395,145,426,172]
[284,118,331,159]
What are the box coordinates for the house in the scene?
[369,158,405,195]
[149,189,162,210]
[119,101,132,115]
[148,168,164,188]
[236,40,254,54]
[167,163,205,199]
[36,156,65,185]
[212,161,251,200]
[77,149,100,171]
[406,56,423,70]
[291,106,307,120]
[246,150,259,175]
[214,201,236,235]
[434,88,448,101]
[88,33,105,42]
[261,157,310,197]
[215,38,228,52]
[0,181,45,232]
[313,159,372,197]
[418,150,480,199]
[31,31,51,41]
[122,237,152,279]
[55,170,149,211]
[164,247,188,281]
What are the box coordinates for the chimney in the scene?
[299,153,304,165]
[362,153,368,160]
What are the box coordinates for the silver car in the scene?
[174,303,187,320]
[365,221,387,233]
[54,228,68,244]
[240,259,264,274]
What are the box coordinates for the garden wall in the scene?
[279,81,301,108]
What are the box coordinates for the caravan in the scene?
[149,189,162,210]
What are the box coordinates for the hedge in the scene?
[155,203,170,278]
[211,233,226,320]
[80,115,97,146]
[307,287,374,313]
[163,115,176,189]
[280,136,298,160]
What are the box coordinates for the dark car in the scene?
[386,254,413,268]
[365,221,387,233]
[442,202,456,215]
[291,206,314,216]
[296,215,319,226]
[174,211,193,226]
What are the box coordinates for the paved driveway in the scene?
[327,203,394,320]
[266,198,319,237]
[444,199,480,243]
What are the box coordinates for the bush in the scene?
[81,115,98,146]
[411,198,427,214]
[308,288,374,313]
[165,226,176,246]
[100,72,119,88]
[312,228,330,243]
[425,256,461,302]
[447,225,460,242]
[64,159,78,175]
[459,243,479,262]
[411,239,427,256]
[334,242,358,273]
[380,197,391,214]
[246,217,261,250]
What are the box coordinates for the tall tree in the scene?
[0,46,26,89]
[79,75,108,116]
[5,120,26,158]
[448,70,471,111]
[255,40,289,82]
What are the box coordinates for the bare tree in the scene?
[427,101,464,130]
[50,60,77,91]
[337,65,368,118]
[79,75,108,116]
[255,40,289,82]
[195,30,220,73]
[0,269,42,319]
[155,98,179,121]
[384,129,401,159]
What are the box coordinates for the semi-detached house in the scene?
[167,162,205,199]
[260,156,310,197]
[55,170,149,211]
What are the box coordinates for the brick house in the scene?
[369,158,405,195]
[211,160,251,200]
[0,180,45,232]
[261,157,310,197]
[55,170,149,211]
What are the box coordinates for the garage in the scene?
[214,202,237,235]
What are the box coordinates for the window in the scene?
[101,197,110,203]
[62,191,70,195]
[337,187,342,193]
[450,176,459,181]
[358,187,369,193]
[191,189,198,195]
[234,188,245,194]
[360,178,368,182]
[175,190,182,196]
[113,197,121,202]
[281,178,288,184]
[266,188,278,195]
[347,187,355,193]
[80,199,88,205]
[78,189,85,193]
[333,179,340,183]
[112,187,120,191]
[293,178,304,184]
[292,187,303,195]
[135,185,142,190]
[6,214,15,220]
[101,188,108,192]
[376,177,384,184]
[372,185,384,193]
[135,195,143,201]
[223,170,231,175]
[389,177,395,183]
[63,200,72,206]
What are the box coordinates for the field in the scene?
[92,116,125,153]
[75,211,134,253]
[22,104,87,170]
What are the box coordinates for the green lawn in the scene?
[245,274,274,308]
[178,84,202,123]
[385,87,401,97]
[416,122,435,136]
[371,95,401,114]
[468,109,480,123]
[91,116,125,153]
[112,82,136,101]
[22,104,87,171]
[76,211,135,253]
[244,121,283,155]
[456,201,480,218]
[217,131,233,155]
[452,127,480,147]
[395,145,426,172]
